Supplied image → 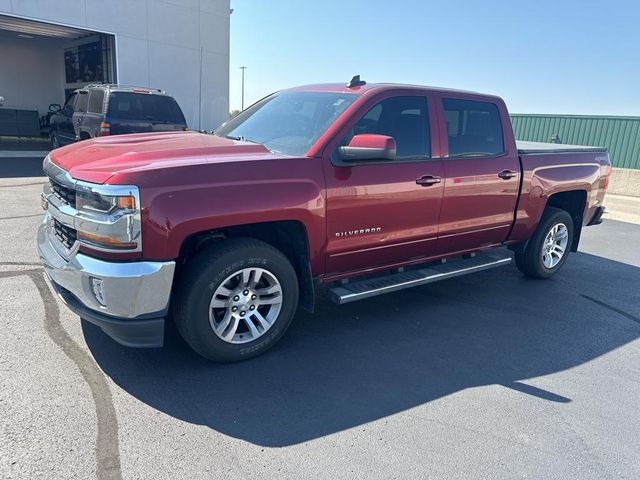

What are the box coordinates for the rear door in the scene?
[435,96,520,254]
[323,92,444,276]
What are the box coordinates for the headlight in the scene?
[76,186,136,214]
[74,183,141,252]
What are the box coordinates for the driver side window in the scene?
[64,93,77,114]
[348,96,430,159]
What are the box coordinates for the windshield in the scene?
[214,91,358,156]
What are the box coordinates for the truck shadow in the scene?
[83,252,640,447]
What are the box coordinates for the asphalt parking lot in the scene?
[1,157,639,480]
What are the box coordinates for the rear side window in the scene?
[350,96,430,159]
[107,92,186,124]
[443,98,504,157]
[75,91,89,113]
[87,89,105,114]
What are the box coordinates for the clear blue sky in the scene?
[229,0,639,116]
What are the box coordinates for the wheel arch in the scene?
[509,189,587,253]
[177,220,315,313]
[546,190,587,252]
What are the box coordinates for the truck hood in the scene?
[49,131,276,184]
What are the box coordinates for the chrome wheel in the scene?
[541,223,569,268]
[209,267,283,344]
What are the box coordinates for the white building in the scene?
[0,0,230,132]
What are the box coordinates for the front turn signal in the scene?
[78,231,137,250]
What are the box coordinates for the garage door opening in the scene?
[0,15,116,141]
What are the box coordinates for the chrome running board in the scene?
[329,252,511,304]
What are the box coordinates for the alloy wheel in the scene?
[541,223,569,268]
[209,267,283,344]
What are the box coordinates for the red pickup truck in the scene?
[38,77,611,362]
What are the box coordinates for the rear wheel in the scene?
[514,207,573,279]
[173,238,299,362]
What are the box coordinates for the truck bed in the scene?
[516,140,607,155]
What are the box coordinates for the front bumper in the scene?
[37,215,175,347]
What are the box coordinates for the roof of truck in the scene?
[286,82,501,100]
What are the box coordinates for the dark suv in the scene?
[49,84,187,148]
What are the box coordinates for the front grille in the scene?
[52,218,77,250]
[50,179,76,208]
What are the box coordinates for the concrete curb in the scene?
[604,194,640,225]
[0,151,49,158]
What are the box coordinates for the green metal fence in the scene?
[510,114,640,169]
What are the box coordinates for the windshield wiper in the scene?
[223,134,259,144]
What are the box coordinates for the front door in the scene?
[71,90,89,141]
[57,92,77,145]
[436,96,520,254]
[324,93,444,277]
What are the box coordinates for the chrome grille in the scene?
[50,179,76,208]
[52,218,77,250]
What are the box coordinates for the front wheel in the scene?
[173,238,299,362]
[514,207,574,279]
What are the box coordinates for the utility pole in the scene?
[240,66,247,110]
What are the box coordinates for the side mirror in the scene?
[339,134,396,162]
[49,103,62,113]
[63,104,74,115]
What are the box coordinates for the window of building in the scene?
[443,98,504,157]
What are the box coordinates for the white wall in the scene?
[0,32,66,115]
[0,0,230,130]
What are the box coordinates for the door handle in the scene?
[416,175,442,186]
[498,170,518,180]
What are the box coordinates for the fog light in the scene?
[90,277,106,306]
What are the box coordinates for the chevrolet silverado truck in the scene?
[38,77,611,362]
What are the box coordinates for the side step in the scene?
[329,252,511,304]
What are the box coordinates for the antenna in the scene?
[347,75,366,88]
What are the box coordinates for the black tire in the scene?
[514,207,574,279]
[173,238,299,362]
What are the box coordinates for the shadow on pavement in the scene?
[84,252,640,447]
[0,157,46,178]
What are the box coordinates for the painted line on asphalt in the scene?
[0,267,123,480]
[0,269,43,278]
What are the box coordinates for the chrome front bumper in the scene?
[37,214,176,347]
